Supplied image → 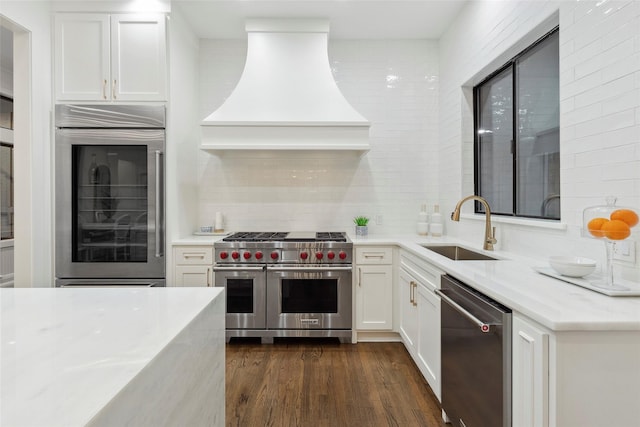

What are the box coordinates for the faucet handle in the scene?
[487,226,497,244]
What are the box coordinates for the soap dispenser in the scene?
[417,204,429,235]
[430,204,443,237]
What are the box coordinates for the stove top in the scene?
[222,231,348,243]
[215,231,352,264]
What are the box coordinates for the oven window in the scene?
[281,279,338,313]
[227,279,254,313]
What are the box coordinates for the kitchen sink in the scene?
[421,245,499,261]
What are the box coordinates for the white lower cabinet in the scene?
[416,281,441,400]
[356,265,393,329]
[173,245,213,287]
[399,250,443,400]
[512,314,549,427]
[398,268,419,348]
[355,247,394,330]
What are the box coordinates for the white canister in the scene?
[417,222,429,235]
[417,204,429,235]
[214,212,224,232]
[430,204,443,237]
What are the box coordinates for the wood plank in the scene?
[226,339,446,427]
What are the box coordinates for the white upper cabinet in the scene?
[55,13,167,102]
[110,14,166,101]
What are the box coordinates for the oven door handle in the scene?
[266,266,353,272]
[435,288,492,333]
[212,266,265,272]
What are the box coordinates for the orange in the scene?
[610,209,639,228]
[602,219,631,240]
[587,217,609,238]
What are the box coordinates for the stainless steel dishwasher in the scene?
[436,275,511,427]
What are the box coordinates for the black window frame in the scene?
[473,26,560,220]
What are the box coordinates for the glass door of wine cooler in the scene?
[56,128,164,279]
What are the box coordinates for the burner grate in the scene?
[223,231,347,242]
[223,232,288,242]
[315,232,347,242]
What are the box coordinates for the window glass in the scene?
[516,31,560,218]
[0,96,12,130]
[474,27,560,220]
[477,67,514,215]
[0,143,13,240]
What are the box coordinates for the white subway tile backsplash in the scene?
[438,0,640,273]
[197,40,439,232]
[192,1,638,271]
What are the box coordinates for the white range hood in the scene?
[201,19,370,151]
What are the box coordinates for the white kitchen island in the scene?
[1,287,225,426]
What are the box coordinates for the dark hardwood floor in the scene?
[226,338,447,427]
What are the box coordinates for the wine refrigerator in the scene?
[55,105,165,286]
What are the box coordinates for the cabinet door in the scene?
[416,283,441,400]
[111,14,167,101]
[174,265,211,287]
[513,315,549,427]
[55,14,110,101]
[355,265,393,330]
[399,269,418,352]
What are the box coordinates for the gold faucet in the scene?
[451,195,497,251]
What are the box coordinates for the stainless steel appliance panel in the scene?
[55,105,165,280]
[56,278,165,287]
[266,266,352,330]
[438,275,512,427]
[213,265,266,329]
[55,104,165,128]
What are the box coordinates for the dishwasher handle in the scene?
[435,288,492,333]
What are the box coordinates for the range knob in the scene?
[300,251,309,260]
[316,252,324,260]
[270,251,279,260]
[243,251,252,260]
[231,251,240,260]
[255,251,264,260]
[327,251,335,260]
[219,251,229,259]
[339,251,347,260]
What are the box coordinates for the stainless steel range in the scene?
[214,231,353,343]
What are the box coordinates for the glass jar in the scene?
[582,196,638,288]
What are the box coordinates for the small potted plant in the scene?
[353,216,370,237]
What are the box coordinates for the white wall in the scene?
[166,4,199,282]
[0,1,53,287]
[439,0,640,279]
[197,39,440,233]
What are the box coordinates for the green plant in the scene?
[353,216,369,226]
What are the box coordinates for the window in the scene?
[0,143,13,240]
[474,27,560,220]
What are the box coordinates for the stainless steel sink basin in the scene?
[421,245,498,261]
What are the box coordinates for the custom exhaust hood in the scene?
[201,19,370,151]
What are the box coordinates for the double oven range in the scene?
[214,231,353,343]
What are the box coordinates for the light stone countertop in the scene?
[171,232,640,331]
[1,287,225,426]
[351,232,640,332]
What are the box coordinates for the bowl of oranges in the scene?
[584,198,638,241]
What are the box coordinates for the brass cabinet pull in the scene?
[207,267,211,287]
[409,280,415,304]
[112,79,117,99]
[412,282,418,307]
[358,267,362,287]
[102,79,107,99]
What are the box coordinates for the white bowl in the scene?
[549,256,596,278]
